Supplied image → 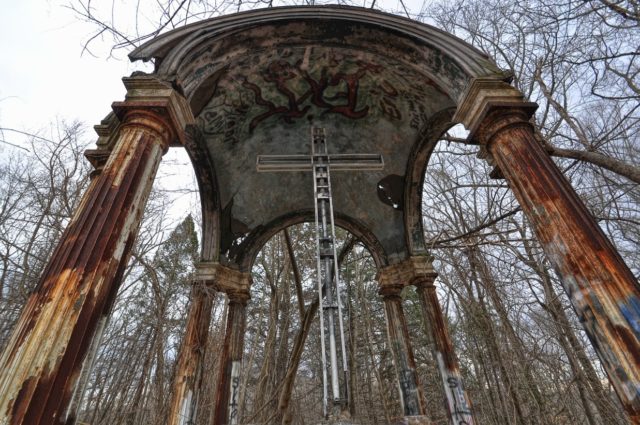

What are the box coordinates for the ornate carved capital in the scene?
[377,256,438,295]
[452,77,538,138]
[111,75,194,148]
[195,262,251,303]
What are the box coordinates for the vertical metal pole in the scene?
[312,127,350,418]
[327,157,350,407]
[312,129,329,418]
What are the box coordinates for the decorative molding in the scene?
[452,77,537,135]
[94,111,121,150]
[111,75,195,146]
[195,262,251,302]
[377,256,438,292]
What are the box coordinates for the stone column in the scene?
[454,77,640,420]
[409,258,474,425]
[197,262,252,425]
[167,282,216,425]
[377,265,428,421]
[64,313,109,425]
[0,76,193,425]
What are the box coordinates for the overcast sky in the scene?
[0,0,200,218]
[0,0,148,150]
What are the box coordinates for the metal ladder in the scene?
[311,127,350,419]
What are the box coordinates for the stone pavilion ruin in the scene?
[0,6,638,425]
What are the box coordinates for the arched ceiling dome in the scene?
[131,6,508,266]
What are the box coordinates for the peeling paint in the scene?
[379,279,426,417]
[476,106,640,421]
[0,80,191,424]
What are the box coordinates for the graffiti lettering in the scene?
[229,361,241,425]
[437,353,474,425]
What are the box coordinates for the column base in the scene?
[390,415,433,425]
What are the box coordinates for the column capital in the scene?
[377,256,438,294]
[195,262,251,303]
[378,281,405,299]
[452,77,538,137]
[111,75,194,147]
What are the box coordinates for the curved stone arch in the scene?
[183,125,221,261]
[129,5,509,264]
[1,8,637,425]
[131,6,507,104]
[403,107,457,255]
[231,209,389,272]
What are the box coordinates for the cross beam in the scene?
[256,153,384,172]
[256,127,384,420]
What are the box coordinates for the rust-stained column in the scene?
[64,313,109,425]
[197,263,252,425]
[409,258,475,425]
[455,77,640,421]
[378,265,428,421]
[0,76,193,425]
[167,282,216,425]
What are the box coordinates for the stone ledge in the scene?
[452,77,537,134]
[376,256,438,288]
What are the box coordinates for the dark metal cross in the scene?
[257,127,383,419]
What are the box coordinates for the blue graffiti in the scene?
[619,295,640,340]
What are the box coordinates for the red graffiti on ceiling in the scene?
[241,58,389,131]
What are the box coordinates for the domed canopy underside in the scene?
[131,7,506,266]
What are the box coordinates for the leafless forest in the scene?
[0,0,638,423]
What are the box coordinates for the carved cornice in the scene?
[111,75,195,147]
[195,262,251,302]
[452,77,538,135]
[94,112,121,150]
[377,256,438,294]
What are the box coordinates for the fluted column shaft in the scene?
[198,264,252,425]
[379,280,426,417]
[457,78,640,421]
[167,283,216,425]
[414,276,474,425]
[0,76,192,425]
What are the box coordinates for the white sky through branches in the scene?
[0,0,147,150]
[0,0,199,222]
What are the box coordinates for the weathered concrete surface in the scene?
[460,78,640,421]
[378,266,427,418]
[128,6,508,264]
[167,283,216,425]
[198,264,252,425]
[64,313,109,425]
[0,76,193,425]
[412,267,475,425]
